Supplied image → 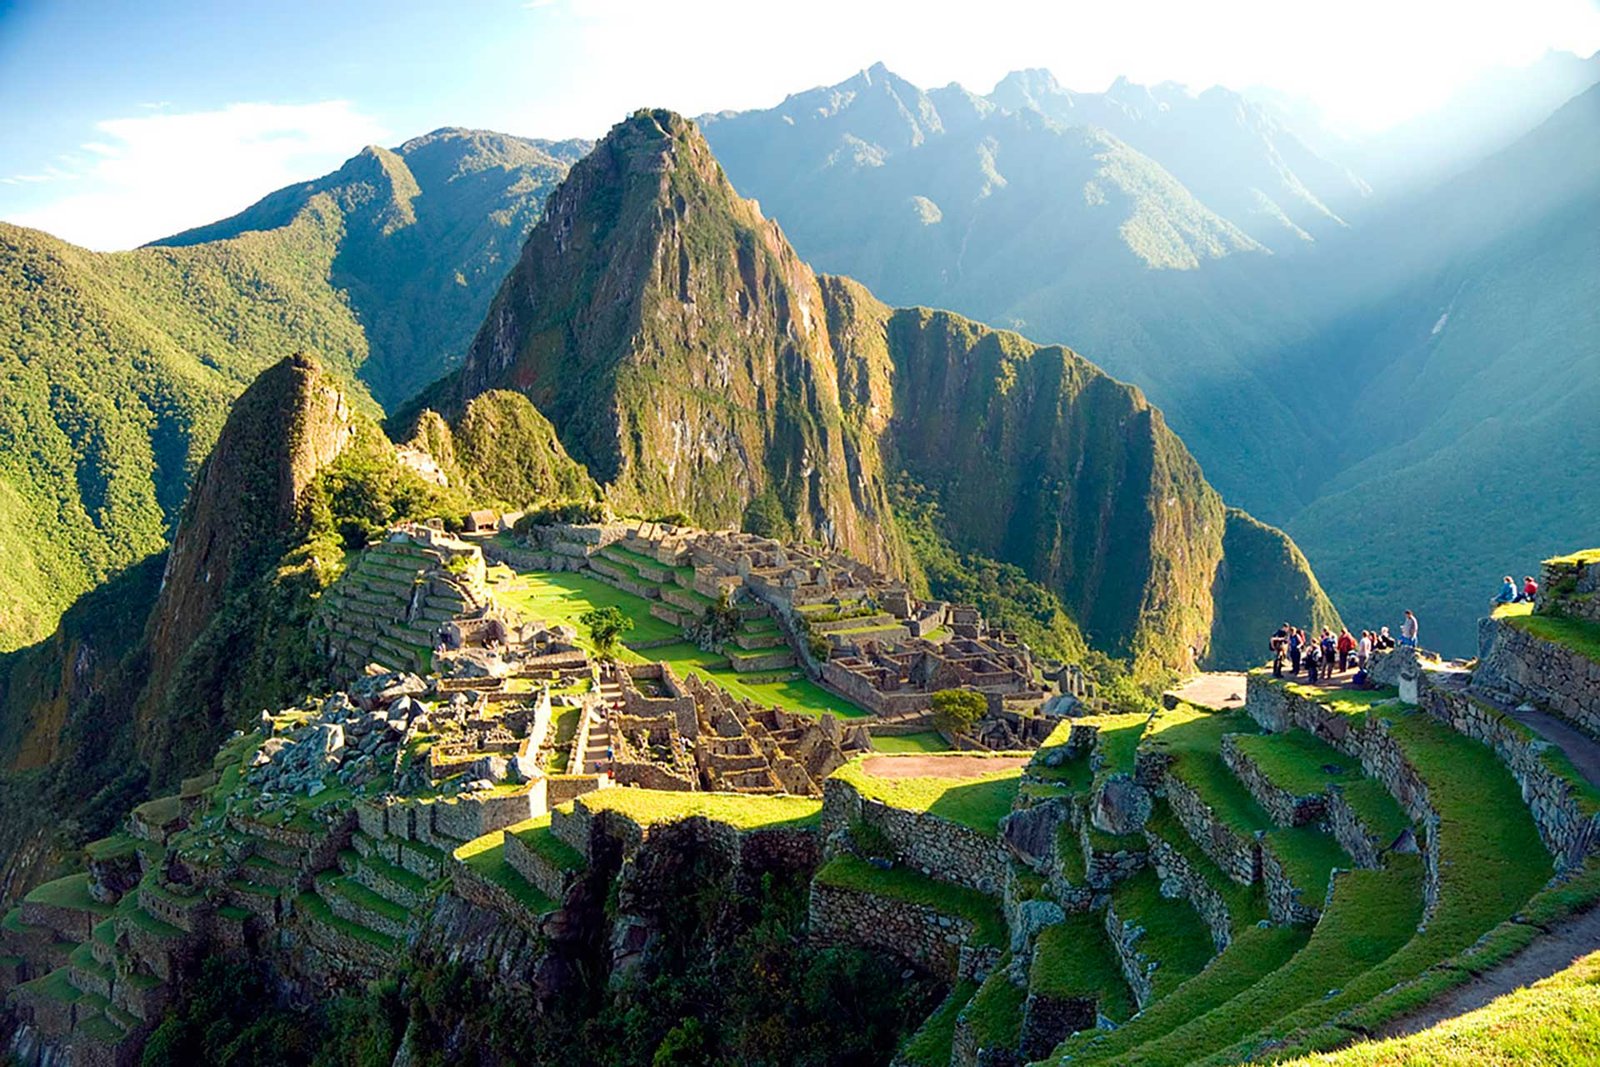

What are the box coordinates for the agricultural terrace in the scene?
[487,565,871,719]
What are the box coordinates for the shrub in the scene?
[581,606,634,656]
[930,688,987,736]
[514,499,607,531]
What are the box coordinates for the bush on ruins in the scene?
[931,688,987,736]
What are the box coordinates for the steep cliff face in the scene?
[405,389,597,508]
[1208,508,1340,667]
[137,353,353,771]
[456,109,906,572]
[859,305,1223,677]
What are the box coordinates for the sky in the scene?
[2,0,1597,250]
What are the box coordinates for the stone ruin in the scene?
[599,662,871,796]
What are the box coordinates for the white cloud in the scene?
[2,100,389,250]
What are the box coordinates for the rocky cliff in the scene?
[454,109,907,573]
[136,354,354,771]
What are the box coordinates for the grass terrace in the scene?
[491,568,681,647]
[1228,731,1355,796]
[963,968,1026,1051]
[830,756,1023,835]
[1142,803,1267,929]
[1084,711,1152,777]
[1110,868,1217,1002]
[570,788,822,832]
[1264,825,1351,903]
[1505,611,1600,665]
[1031,911,1136,1022]
[1097,856,1425,1066]
[898,979,977,1067]
[293,891,398,950]
[507,815,585,873]
[1053,923,1310,1062]
[1145,704,1272,838]
[814,854,1005,948]
[631,640,869,719]
[24,873,115,918]
[452,832,556,915]
[871,731,952,753]
[1333,777,1412,846]
[1217,702,1556,1059]
[1285,949,1600,1066]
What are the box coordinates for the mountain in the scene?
[1274,82,1600,653]
[990,69,1370,248]
[154,128,590,407]
[452,109,1337,677]
[0,130,580,653]
[0,352,503,894]
[448,108,909,574]
[697,64,1328,522]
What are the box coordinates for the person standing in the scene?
[1358,630,1372,670]
[1289,629,1303,674]
[1400,610,1418,649]
[1337,628,1355,671]
[1305,641,1321,684]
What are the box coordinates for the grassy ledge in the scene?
[571,788,821,832]
[830,756,1022,836]
[813,854,1005,948]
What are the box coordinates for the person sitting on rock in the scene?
[1376,626,1395,651]
[1496,575,1518,605]
[1518,575,1539,603]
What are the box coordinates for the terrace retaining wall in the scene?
[822,776,1007,895]
[1476,617,1600,736]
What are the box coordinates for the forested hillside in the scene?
[0,130,579,651]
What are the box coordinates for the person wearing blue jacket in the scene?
[1496,575,1518,605]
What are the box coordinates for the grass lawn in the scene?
[545,703,583,774]
[872,731,952,753]
[814,854,1005,947]
[493,569,871,719]
[570,788,821,832]
[831,757,1022,836]
[1031,911,1136,1022]
[1506,611,1600,665]
[24,873,115,917]
[629,640,870,720]
[491,568,681,647]
[1083,711,1151,776]
[1264,825,1351,903]
[1285,948,1600,1066]
[1491,600,1534,618]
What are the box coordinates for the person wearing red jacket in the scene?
[1336,628,1356,672]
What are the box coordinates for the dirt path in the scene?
[860,755,1029,779]
[1377,907,1600,1038]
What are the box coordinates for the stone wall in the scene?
[1019,991,1096,1063]
[1219,735,1325,827]
[1476,616,1600,736]
[1325,787,1385,870]
[1143,832,1233,951]
[1259,843,1322,925]
[808,880,979,979]
[1104,897,1156,1009]
[822,776,1007,895]
[1164,774,1261,886]
[1420,682,1600,869]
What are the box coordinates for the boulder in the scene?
[1010,899,1066,952]
[1001,800,1067,866]
[1090,774,1153,836]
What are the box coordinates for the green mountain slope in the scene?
[1278,83,1600,652]
[453,109,1336,678]
[698,64,1326,522]
[0,130,579,652]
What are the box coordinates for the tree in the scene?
[930,688,987,736]
[580,606,634,657]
